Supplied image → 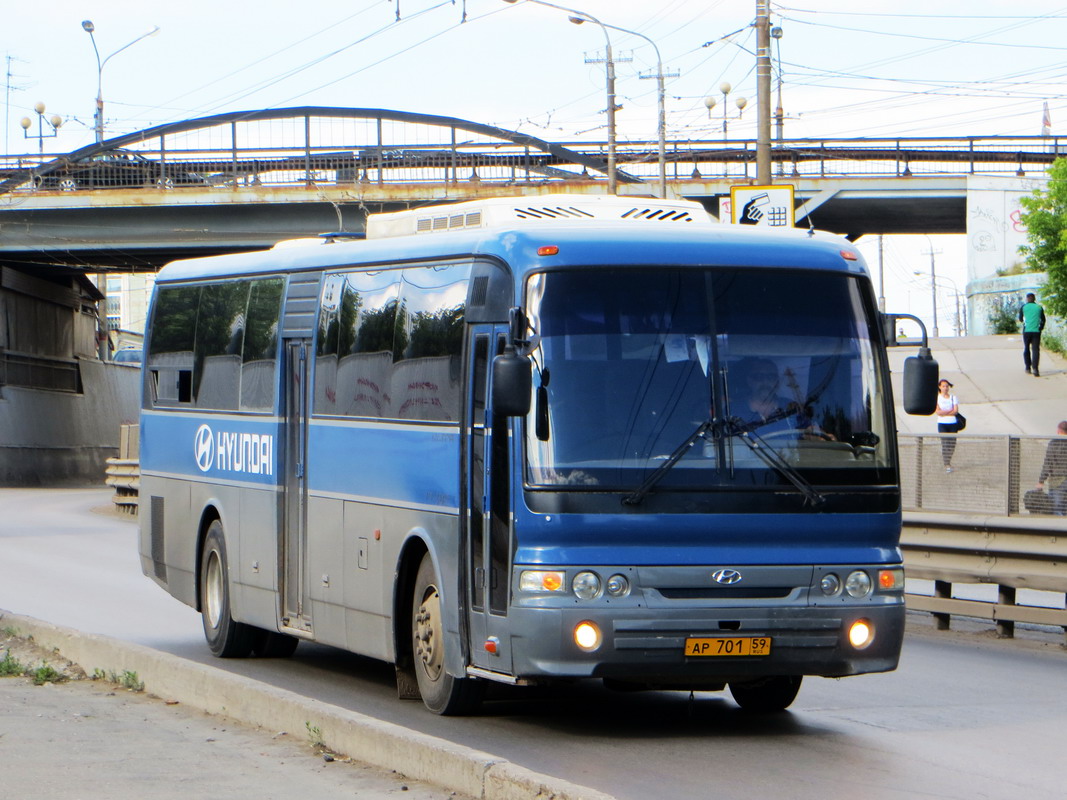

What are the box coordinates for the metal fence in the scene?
[900,434,1062,517]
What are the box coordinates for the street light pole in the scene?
[81,20,160,144]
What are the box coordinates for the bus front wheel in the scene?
[411,553,483,715]
[200,521,254,658]
[728,675,802,712]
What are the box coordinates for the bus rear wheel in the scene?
[200,521,254,658]
[411,553,483,715]
[728,675,802,712]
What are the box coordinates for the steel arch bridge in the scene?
[0,106,644,196]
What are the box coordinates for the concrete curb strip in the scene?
[2,611,615,800]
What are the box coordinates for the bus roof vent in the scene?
[366,194,711,238]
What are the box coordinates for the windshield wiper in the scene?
[621,416,826,508]
[722,418,826,508]
[622,420,713,506]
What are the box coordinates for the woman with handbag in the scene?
[935,379,961,472]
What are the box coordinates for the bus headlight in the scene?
[845,570,873,598]
[572,571,602,600]
[574,621,602,651]
[848,619,875,649]
[820,573,842,596]
[605,574,630,598]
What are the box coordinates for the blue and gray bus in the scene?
[138,194,935,714]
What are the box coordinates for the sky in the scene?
[5,1,1067,332]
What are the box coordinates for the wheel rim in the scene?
[58,178,77,191]
[414,584,444,682]
[204,550,223,629]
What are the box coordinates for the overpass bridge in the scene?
[0,106,1059,271]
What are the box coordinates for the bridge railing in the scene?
[3,128,1065,194]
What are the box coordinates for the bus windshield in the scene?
[524,267,893,492]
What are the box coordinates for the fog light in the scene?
[848,619,874,649]
[572,571,602,600]
[845,570,872,598]
[574,621,601,651]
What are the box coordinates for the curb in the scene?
[1,611,615,800]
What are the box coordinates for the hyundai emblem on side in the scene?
[712,568,742,585]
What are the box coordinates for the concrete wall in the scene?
[0,359,140,486]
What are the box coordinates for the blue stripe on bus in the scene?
[142,411,461,511]
[307,420,460,512]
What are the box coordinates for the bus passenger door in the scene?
[282,339,312,634]
[467,332,514,674]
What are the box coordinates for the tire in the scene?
[251,628,300,658]
[411,553,483,715]
[729,675,802,713]
[58,178,78,191]
[200,520,254,658]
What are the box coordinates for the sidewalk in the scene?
[889,334,1066,435]
[0,630,461,800]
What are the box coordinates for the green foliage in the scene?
[109,669,144,691]
[305,721,325,748]
[1018,158,1067,318]
[30,664,65,685]
[0,649,25,677]
[988,300,1021,334]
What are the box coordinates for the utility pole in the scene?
[583,46,631,194]
[922,240,942,338]
[755,0,772,184]
[877,235,886,313]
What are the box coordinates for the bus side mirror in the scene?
[902,348,939,415]
[491,345,532,417]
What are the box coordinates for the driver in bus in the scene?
[731,357,831,441]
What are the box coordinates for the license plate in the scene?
[684,636,772,657]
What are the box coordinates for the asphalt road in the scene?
[3,486,1066,800]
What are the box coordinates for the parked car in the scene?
[112,347,143,366]
[35,149,205,191]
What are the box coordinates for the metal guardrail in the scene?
[902,512,1067,642]
[105,424,139,515]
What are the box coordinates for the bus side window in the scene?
[147,284,199,407]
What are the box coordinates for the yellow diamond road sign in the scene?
[729,185,795,227]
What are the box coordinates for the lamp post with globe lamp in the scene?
[19,102,63,156]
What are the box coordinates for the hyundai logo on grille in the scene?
[712,568,743,585]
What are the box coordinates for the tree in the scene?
[1018,158,1067,318]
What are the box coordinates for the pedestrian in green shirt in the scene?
[1019,292,1046,377]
